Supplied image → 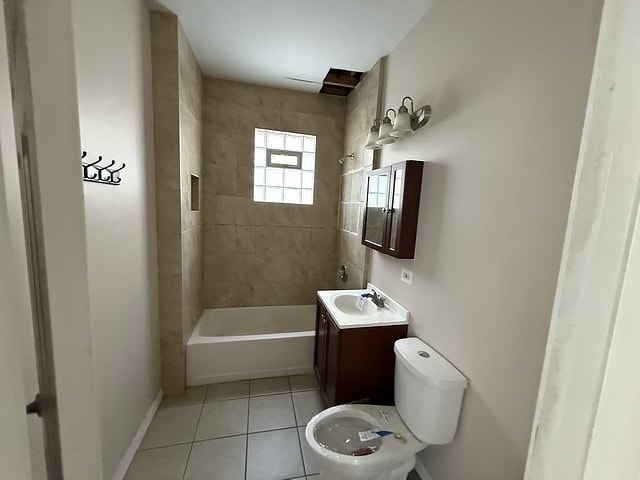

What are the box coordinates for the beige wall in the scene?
[72,0,161,477]
[202,79,345,307]
[367,0,603,479]
[151,12,203,394]
[336,59,385,289]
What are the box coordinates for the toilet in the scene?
[305,337,468,480]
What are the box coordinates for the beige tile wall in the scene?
[202,78,346,307]
[178,23,203,342]
[336,58,386,289]
[151,12,203,394]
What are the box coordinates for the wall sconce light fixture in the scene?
[364,119,383,150]
[365,96,431,150]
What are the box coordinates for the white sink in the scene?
[330,293,380,319]
[317,284,410,329]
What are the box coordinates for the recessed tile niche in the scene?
[191,174,200,211]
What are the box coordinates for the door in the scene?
[362,166,390,251]
[0,2,61,477]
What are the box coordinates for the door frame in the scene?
[524,0,640,477]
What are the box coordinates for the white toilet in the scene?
[305,337,468,480]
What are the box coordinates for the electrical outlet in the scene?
[400,269,413,285]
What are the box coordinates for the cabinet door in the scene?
[324,315,341,405]
[388,161,423,258]
[387,165,405,254]
[313,301,328,389]
[362,167,391,251]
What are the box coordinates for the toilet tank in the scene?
[394,337,468,444]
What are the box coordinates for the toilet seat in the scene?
[305,404,427,474]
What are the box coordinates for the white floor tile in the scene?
[124,444,190,480]
[183,435,246,480]
[250,376,290,396]
[139,404,201,449]
[292,390,324,426]
[195,398,249,441]
[297,426,320,475]
[205,380,250,402]
[160,386,207,409]
[246,428,305,480]
[288,374,319,392]
[248,393,296,432]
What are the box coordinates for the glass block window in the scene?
[254,128,316,205]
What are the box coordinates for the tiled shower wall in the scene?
[178,25,203,344]
[336,59,385,289]
[151,12,203,394]
[202,79,346,307]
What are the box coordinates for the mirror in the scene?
[364,171,389,246]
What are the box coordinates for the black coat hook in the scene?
[81,151,125,185]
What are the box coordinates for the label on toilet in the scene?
[358,430,381,442]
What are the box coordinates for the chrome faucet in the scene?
[362,289,386,308]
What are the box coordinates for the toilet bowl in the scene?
[305,337,468,480]
[305,404,426,480]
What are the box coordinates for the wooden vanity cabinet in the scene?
[362,160,424,259]
[313,298,408,406]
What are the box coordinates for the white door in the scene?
[0,1,58,477]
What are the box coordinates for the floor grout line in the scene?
[133,376,321,480]
[179,442,193,480]
[244,387,250,480]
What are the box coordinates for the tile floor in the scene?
[125,374,323,480]
[125,374,422,480]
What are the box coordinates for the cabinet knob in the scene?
[321,313,326,323]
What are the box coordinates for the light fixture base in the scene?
[411,105,432,130]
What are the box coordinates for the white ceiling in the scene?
[151,0,433,92]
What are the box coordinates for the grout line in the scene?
[244,391,250,480]
[192,393,207,442]
[290,389,308,478]
[181,388,208,480]
[180,442,193,480]
[136,440,193,452]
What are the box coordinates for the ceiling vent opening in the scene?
[319,68,366,97]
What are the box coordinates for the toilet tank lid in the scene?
[395,338,468,390]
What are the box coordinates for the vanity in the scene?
[314,285,409,406]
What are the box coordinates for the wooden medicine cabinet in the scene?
[362,160,423,259]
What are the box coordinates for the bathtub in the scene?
[186,304,317,386]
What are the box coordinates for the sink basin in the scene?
[331,293,380,319]
[318,285,409,329]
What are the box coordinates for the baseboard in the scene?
[414,456,435,480]
[112,388,163,480]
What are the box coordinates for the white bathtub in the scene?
[186,304,316,386]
